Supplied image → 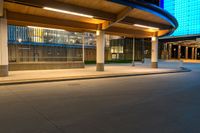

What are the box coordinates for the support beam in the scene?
[102,7,132,30]
[151,36,158,68]
[96,30,105,71]
[0,18,8,77]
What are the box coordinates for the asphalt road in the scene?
[0,63,200,133]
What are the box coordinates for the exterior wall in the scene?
[7,25,152,70]
[160,0,200,60]
[9,62,84,71]
[8,43,95,71]
[8,44,83,62]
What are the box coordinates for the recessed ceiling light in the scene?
[27,26,65,31]
[43,7,94,18]
[134,24,159,30]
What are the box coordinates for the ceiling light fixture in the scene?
[134,24,159,30]
[43,7,94,18]
[27,26,65,31]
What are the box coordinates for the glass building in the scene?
[159,0,200,60]
[162,0,200,37]
[8,25,96,63]
[7,25,152,70]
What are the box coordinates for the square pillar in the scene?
[192,47,195,60]
[151,37,158,68]
[178,45,181,59]
[96,30,105,71]
[185,47,188,59]
[168,43,172,59]
[0,0,3,17]
[195,48,198,60]
[0,18,8,77]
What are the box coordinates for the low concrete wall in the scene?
[9,62,85,71]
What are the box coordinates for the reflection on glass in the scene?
[8,25,96,63]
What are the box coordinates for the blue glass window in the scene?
[163,0,200,36]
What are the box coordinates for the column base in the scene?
[132,61,135,66]
[0,65,8,77]
[151,62,158,68]
[96,63,104,71]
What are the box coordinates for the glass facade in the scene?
[7,25,151,67]
[162,0,200,36]
[109,38,151,61]
[8,25,96,63]
[8,25,95,45]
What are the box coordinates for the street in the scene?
[0,63,200,133]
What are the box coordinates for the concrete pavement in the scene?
[0,61,190,85]
[0,63,199,133]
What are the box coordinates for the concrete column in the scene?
[192,47,195,59]
[178,45,181,59]
[0,0,3,17]
[168,43,172,59]
[96,30,105,71]
[195,48,198,60]
[132,38,135,66]
[0,18,8,77]
[151,37,158,68]
[185,47,188,59]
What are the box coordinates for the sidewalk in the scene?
[0,62,190,85]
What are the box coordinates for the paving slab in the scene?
[0,63,191,86]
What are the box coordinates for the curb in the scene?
[0,68,191,86]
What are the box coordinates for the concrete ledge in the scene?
[151,62,158,68]
[0,65,8,77]
[96,63,104,71]
[9,62,85,71]
[0,67,191,86]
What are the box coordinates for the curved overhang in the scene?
[109,0,178,36]
[3,0,178,38]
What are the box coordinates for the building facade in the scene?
[8,25,152,70]
[0,0,177,76]
[160,0,200,60]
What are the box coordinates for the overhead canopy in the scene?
[3,0,178,38]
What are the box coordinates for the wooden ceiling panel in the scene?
[4,2,105,24]
[55,0,125,14]
[129,9,170,25]
[112,23,158,32]
[3,0,175,37]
